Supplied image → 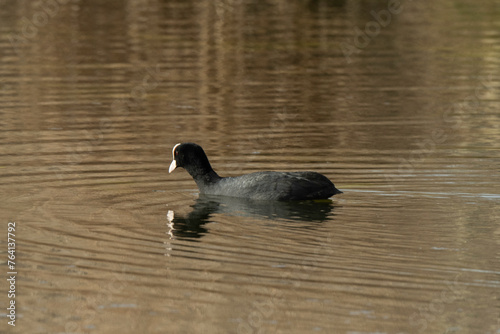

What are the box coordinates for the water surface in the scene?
[1,1,499,333]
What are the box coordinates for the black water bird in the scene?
[169,143,342,201]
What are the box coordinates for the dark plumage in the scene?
[169,143,342,201]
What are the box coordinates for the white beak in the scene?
[169,143,181,173]
[169,159,176,173]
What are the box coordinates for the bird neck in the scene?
[195,170,221,188]
[185,164,221,187]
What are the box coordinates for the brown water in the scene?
[1,1,500,333]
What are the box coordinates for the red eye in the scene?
[175,151,178,156]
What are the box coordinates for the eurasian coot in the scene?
[169,142,342,201]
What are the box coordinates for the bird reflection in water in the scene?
[165,194,338,244]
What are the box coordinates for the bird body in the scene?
[169,143,342,201]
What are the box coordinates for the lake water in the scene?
[1,1,499,333]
